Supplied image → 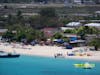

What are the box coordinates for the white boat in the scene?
[74,62,95,69]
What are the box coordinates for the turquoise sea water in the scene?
[0,55,100,75]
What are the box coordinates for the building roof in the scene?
[60,27,74,31]
[63,34,80,37]
[95,11,100,14]
[70,40,85,43]
[66,22,82,27]
[0,29,8,33]
[41,27,58,37]
[70,13,92,17]
[85,23,100,27]
[22,13,39,16]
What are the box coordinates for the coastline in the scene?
[0,43,100,61]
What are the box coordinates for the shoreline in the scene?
[18,54,100,62]
[20,53,100,62]
[0,43,100,61]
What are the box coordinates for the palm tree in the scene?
[89,38,100,51]
[76,26,100,40]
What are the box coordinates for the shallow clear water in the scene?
[0,55,100,75]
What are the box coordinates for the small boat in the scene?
[54,53,65,58]
[0,51,20,58]
[74,62,95,69]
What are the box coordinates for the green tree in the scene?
[39,7,57,17]
[88,38,100,51]
[2,31,15,42]
[5,24,45,42]
[53,32,63,39]
[39,7,59,28]
[76,26,99,39]
[16,10,24,24]
[29,15,42,29]
[64,29,76,34]
[6,14,16,25]
[59,19,71,25]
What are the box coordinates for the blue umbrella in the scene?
[57,39,64,44]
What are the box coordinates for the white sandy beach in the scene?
[0,43,100,61]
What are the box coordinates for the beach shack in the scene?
[70,39,86,47]
[0,29,8,42]
[95,11,100,17]
[41,27,58,38]
[60,27,74,32]
[0,29,8,35]
[0,29,8,37]
[84,23,100,27]
[63,34,85,47]
[53,39,64,45]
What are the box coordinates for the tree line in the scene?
[0,7,100,50]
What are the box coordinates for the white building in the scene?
[60,27,74,31]
[73,0,82,4]
[66,22,82,27]
[64,0,95,4]
[85,23,100,27]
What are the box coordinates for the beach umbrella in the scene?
[53,39,58,42]
[63,42,69,46]
[66,45,73,49]
[30,41,35,46]
[70,37,77,41]
[57,39,64,44]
